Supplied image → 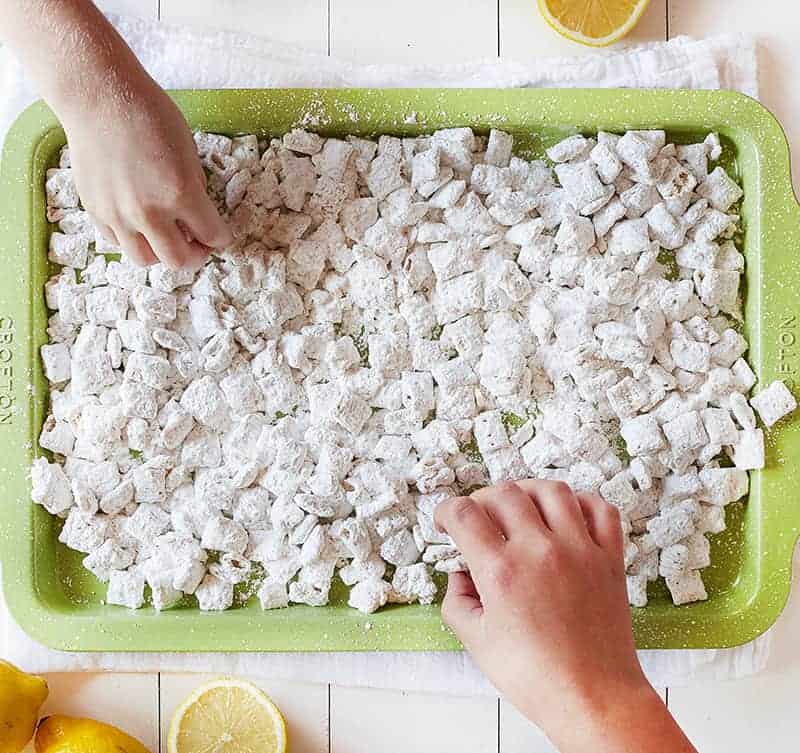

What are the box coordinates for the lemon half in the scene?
[538,0,651,47]
[168,678,288,753]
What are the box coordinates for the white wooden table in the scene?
[24,1,800,751]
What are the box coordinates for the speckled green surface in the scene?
[1,89,799,652]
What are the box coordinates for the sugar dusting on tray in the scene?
[30,121,797,617]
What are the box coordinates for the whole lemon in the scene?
[0,659,48,753]
[35,715,151,753]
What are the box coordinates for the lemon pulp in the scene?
[538,0,651,46]
[168,680,288,753]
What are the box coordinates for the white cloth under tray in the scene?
[0,16,768,692]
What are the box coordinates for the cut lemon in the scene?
[538,0,651,47]
[167,678,288,753]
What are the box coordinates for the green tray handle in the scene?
[0,102,64,631]
[745,95,800,643]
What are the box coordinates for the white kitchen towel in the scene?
[0,15,769,692]
[0,20,759,139]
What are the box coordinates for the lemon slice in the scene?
[538,0,651,47]
[167,678,288,753]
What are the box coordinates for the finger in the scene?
[117,230,157,266]
[91,218,118,245]
[145,221,211,270]
[515,479,589,539]
[577,492,624,556]
[434,496,505,565]
[179,194,234,249]
[471,481,547,540]
[440,571,483,643]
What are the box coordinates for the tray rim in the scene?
[1,87,799,652]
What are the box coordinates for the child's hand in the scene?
[434,481,642,725]
[0,0,232,269]
[64,80,233,269]
[435,480,697,753]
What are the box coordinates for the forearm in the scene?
[547,683,698,753]
[0,0,153,126]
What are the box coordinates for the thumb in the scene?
[181,194,234,249]
[441,571,483,645]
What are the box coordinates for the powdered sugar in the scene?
[32,125,794,614]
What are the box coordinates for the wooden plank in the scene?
[331,685,499,753]
[670,0,800,193]
[500,688,667,752]
[96,0,159,18]
[500,0,666,59]
[668,670,800,750]
[499,701,557,753]
[22,673,159,753]
[159,673,329,753]
[331,0,497,63]
[160,0,328,53]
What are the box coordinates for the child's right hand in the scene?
[64,77,233,269]
[435,480,697,753]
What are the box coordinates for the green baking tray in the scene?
[1,89,799,652]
